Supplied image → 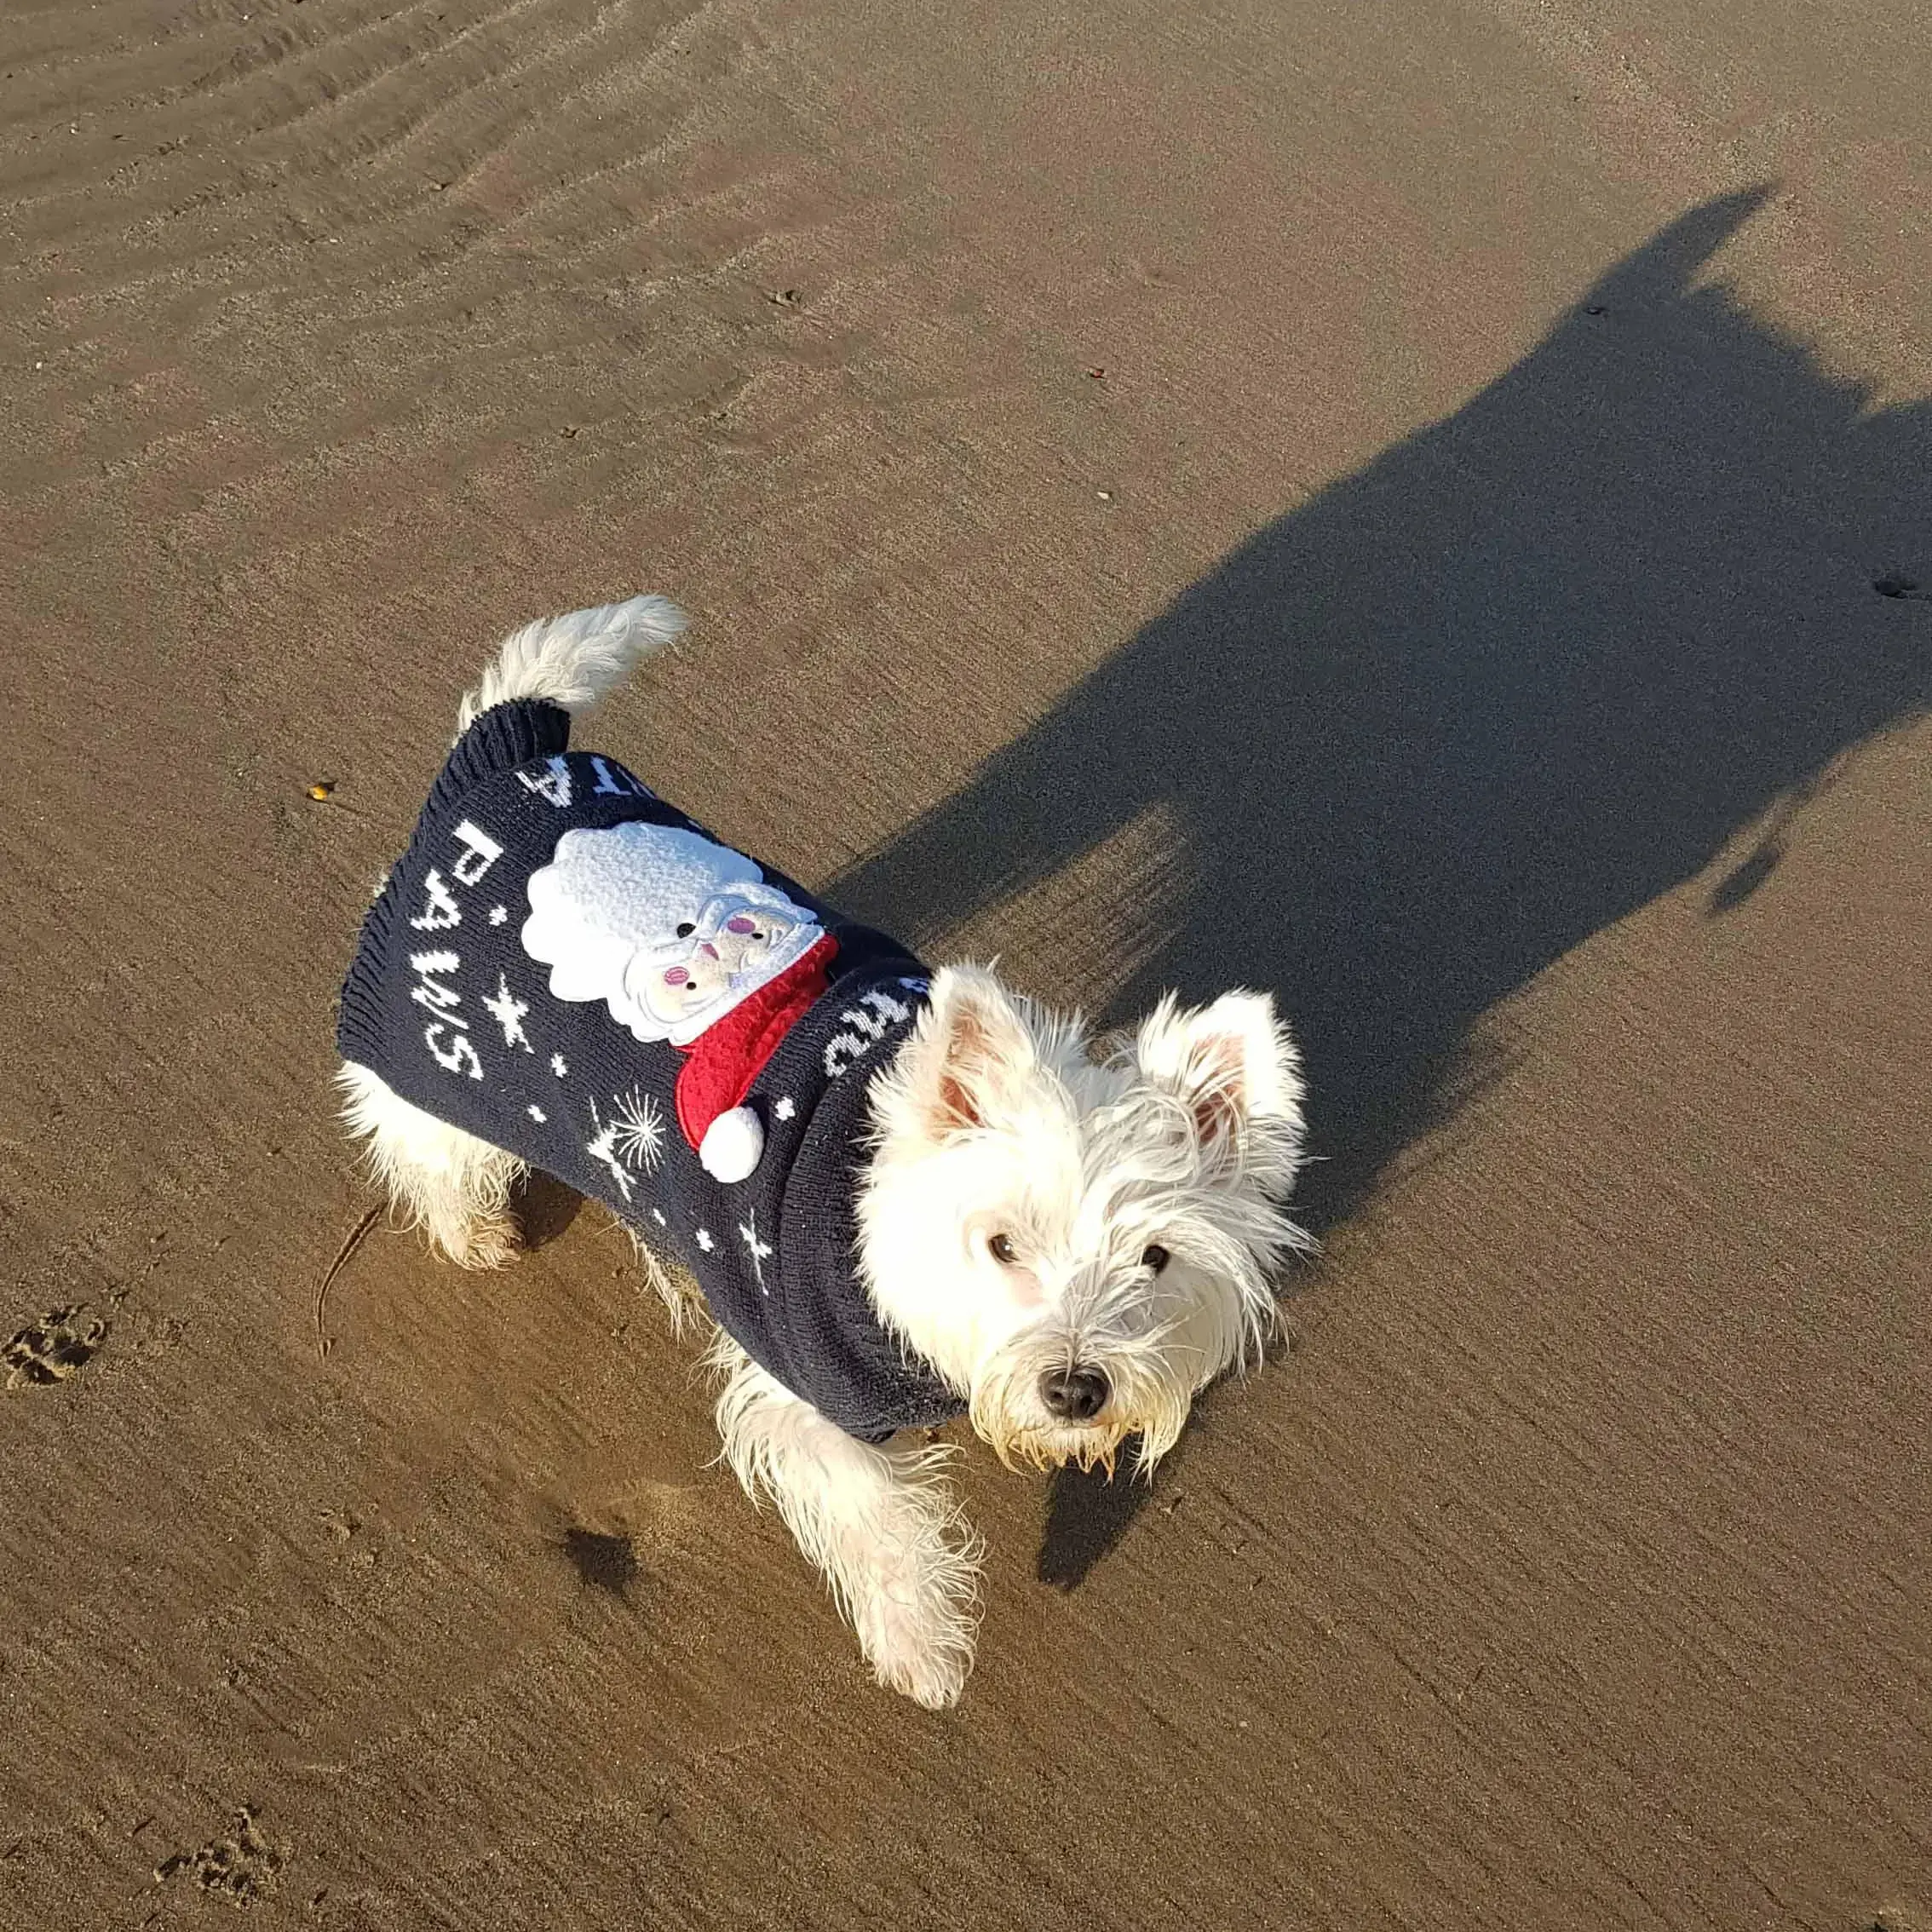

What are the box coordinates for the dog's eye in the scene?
[1141,1244,1170,1274]
[675,922,695,938]
[988,1233,1019,1267]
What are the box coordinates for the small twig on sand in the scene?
[314,1203,382,1358]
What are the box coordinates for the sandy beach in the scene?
[2,0,1929,1924]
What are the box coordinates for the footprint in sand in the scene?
[3,1305,106,1389]
[152,1805,286,1907]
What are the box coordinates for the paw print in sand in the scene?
[3,1305,106,1389]
[153,1805,286,1907]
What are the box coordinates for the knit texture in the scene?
[338,700,963,1443]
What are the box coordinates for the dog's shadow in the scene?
[514,1170,588,1250]
[828,188,1932,1588]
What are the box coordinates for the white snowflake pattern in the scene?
[607,1089,666,1174]
[550,1053,568,1078]
[481,974,532,1052]
[694,1228,715,1254]
[488,904,509,926]
[583,1089,667,1201]
[527,1104,546,1123]
[739,1212,773,1295]
[773,1095,796,1122]
[651,1209,667,1228]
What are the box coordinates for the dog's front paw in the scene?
[854,1568,977,1709]
[436,1212,520,1270]
[859,1591,973,1709]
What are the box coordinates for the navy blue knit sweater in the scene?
[337,699,963,1443]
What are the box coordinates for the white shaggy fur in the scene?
[862,970,1312,1478]
[710,1337,984,1707]
[336,1061,526,1268]
[340,595,1311,1708]
[456,593,686,732]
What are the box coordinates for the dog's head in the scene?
[860,966,1310,1473]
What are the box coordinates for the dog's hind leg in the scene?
[710,1338,983,1708]
[336,1062,525,1269]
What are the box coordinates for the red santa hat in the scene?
[674,934,840,1182]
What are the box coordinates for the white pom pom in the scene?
[699,1106,765,1183]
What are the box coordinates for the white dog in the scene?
[336,595,1311,1706]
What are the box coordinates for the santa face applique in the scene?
[625,887,808,1031]
[523,822,822,1044]
[520,819,833,1182]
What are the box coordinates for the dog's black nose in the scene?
[1040,1365,1110,1423]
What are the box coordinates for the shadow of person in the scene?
[826,188,1931,1585]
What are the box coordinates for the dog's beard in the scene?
[966,1337,1201,1478]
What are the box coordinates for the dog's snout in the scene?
[1039,1365,1110,1423]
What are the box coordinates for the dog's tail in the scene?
[457,594,687,733]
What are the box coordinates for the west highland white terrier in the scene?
[336,595,1310,1705]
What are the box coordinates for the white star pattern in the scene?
[651,1209,667,1227]
[480,974,532,1052]
[527,1104,546,1123]
[773,1095,796,1122]
[694,1228,715,1253]
[550,1053,568,1078]
[739,1213,774,1295]
[488,904,509,926]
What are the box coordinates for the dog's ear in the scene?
[1134,991,1304,1168]
[900,965,1041,1139]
